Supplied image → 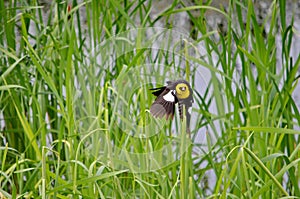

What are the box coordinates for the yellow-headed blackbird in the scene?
[150,80,193,133]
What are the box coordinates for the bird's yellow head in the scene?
[175,83,190,99]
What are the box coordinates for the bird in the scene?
[149,80,194,133]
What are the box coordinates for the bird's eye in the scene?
[179,87,186,91]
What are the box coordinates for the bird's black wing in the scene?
[149,86,167,96]
[150,87,177,120]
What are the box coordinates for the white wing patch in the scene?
[163,90,175,102]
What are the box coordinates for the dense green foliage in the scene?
[0,0,299,198]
